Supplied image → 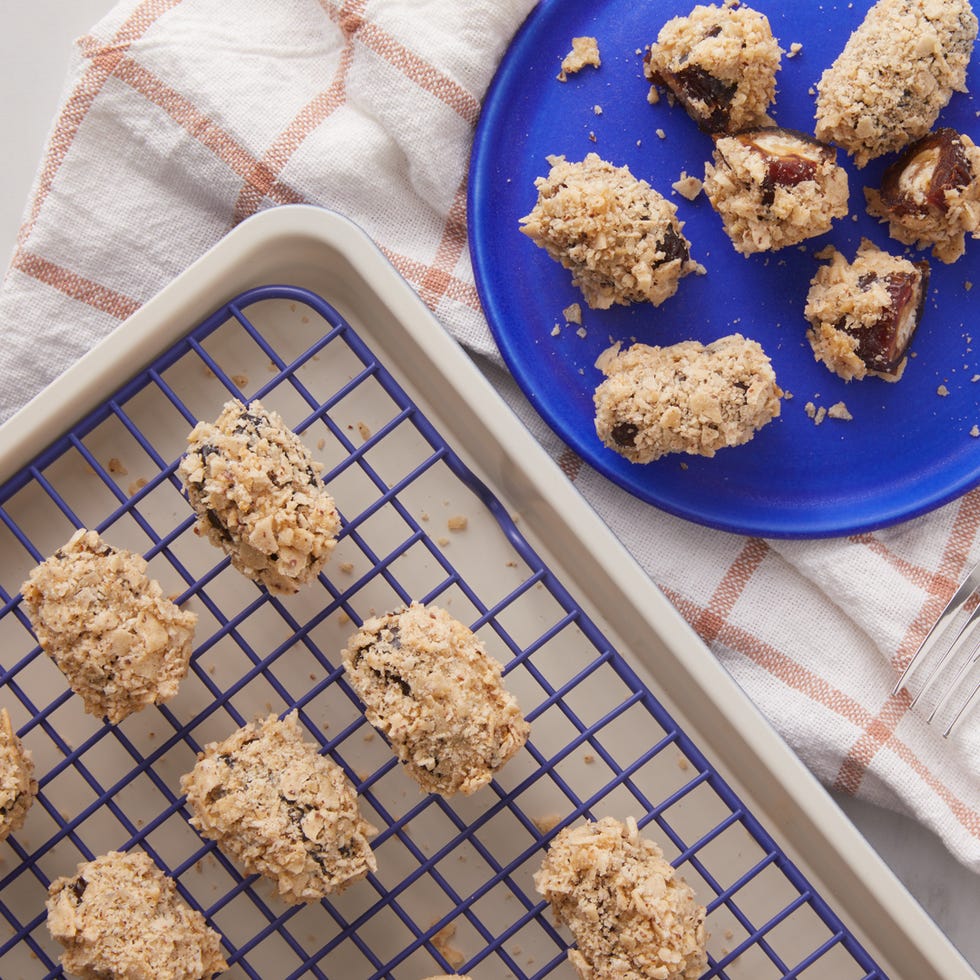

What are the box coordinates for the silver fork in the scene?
[893,563,980,737]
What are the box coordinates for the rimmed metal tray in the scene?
[0,206,972,979]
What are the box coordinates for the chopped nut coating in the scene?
[866,128,980,263]
[805,240,930,381]
[179,399,340,594]
[181,713,377,904]
[21,529,197,724]
[46,851,227,980]
[520,154,699,309]
[815,0,978,167]
[342,603,529,797]
[644,2,781,133]
[0,708,36,842]
[594,335,782,462]
[535,816,707,980]
[704,127,849,254]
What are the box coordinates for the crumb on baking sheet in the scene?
[339,561,354,575]
[827,401,853,421]
[532,814,561,835]
[127,477,147,497]
[357,421,372,441]
[557,36,600,81]
[431,922,466,970]
[447,515,468,532]
[107,457,128,476]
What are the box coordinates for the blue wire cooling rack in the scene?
[0,284,885,979]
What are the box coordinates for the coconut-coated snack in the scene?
[20,528,197,724]
[342,602,530,797]
[644,1,782,133]
[805,239,930,382]
[703,127,849,254]
[520,153,700,309]
[814,0,978,168]
[865,128,980,264]
[534,816,708,980]
[594,334,782,463]
[179,399,341,595]
[45,850,227,980]
[180,712,377,904]
[0,708,36,842]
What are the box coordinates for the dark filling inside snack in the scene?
[878,128,973,217]
[611,422,639,448]
[843,265,930,373]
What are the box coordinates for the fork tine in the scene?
[893,562,980,698]
[910,603,980,709]
[929,637,980,728]
[942,667,980,738]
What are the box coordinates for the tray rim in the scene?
[0,204,974,979]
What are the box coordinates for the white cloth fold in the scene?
[2,0,978,871]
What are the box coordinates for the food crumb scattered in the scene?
[971,425,979,438]
[317,437,326,450]
[656,128,667,139]
[532,814,561,835]
[671,172,703,200]
[437,536,451,546]
[576,326,588,339]
[937,384,950,397]
[232,374,249,389]
[593,104,603,115]
[787,41,803,57]
[827,401,853,421]
[447,515,468,532]
[357,421,372,441]
[558,36,601,81]
[337,611,350,626]
[804,402,827,425]
[563,302,583,325]
[583,753,596,764]
[339,562,354,575]
[677,753,690,771]
[966,281,974,291]
[107,457,128,476]
[127,477,148,496]
[551,324,561,336]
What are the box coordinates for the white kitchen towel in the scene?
[1,0,978,872]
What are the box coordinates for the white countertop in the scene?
[2,2,978,976]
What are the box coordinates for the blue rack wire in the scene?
[0,284,885,979]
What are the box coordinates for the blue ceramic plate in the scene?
[468,0,980,538]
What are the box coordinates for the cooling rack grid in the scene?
[0,284,884,979]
